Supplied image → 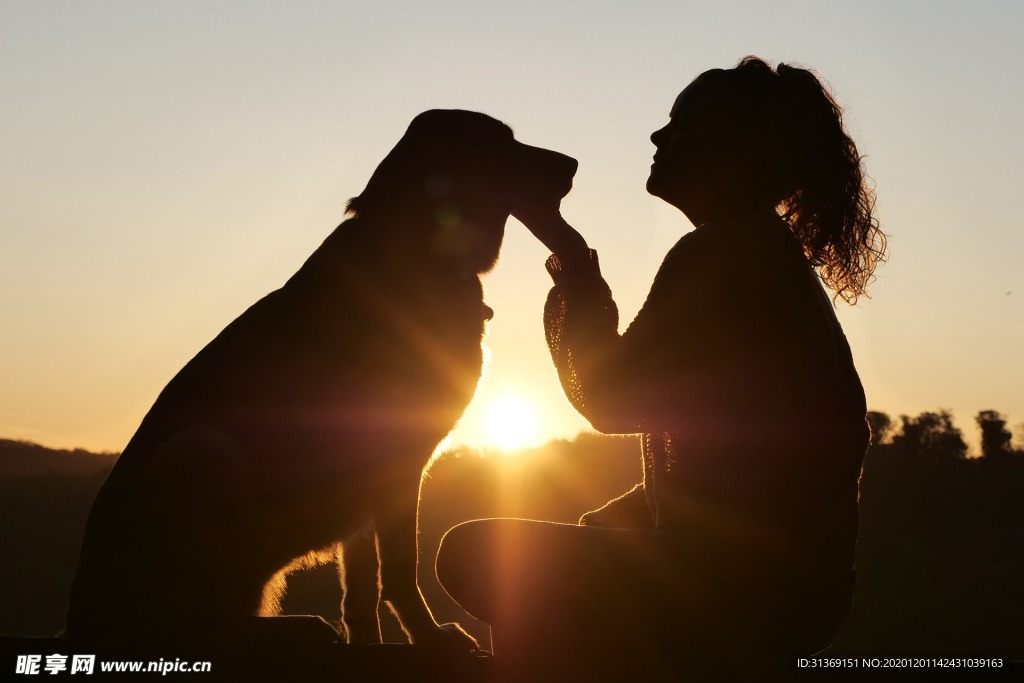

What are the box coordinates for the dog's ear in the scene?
[345,126,426,218]
[347,110,513,219]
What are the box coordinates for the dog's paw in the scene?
[578,509,601,526]
[415,622,482,654]
[437,622,484,654]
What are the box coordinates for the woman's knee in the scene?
[436,521,479,592]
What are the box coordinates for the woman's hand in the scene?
[512,202,590,264]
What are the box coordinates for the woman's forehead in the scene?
[669,69,728,119]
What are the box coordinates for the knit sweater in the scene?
[544,215,869,584]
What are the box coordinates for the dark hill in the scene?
[0,438,116,478]
[0,440,116,636]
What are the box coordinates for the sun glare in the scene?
[485,395,538,452]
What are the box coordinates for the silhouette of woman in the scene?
[437,57,886,676]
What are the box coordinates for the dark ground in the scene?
[2,418,1022,678]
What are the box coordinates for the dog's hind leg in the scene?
[339,525,383,644]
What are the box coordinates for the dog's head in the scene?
[346,110,578,274]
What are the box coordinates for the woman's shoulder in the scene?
[661,214,804,287]
[672,213,800,261]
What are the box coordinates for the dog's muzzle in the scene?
[513,143,579,202]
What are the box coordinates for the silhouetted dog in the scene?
[66,110,576,650]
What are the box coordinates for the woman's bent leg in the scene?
[436,518,837,679]
[436,518,676,676]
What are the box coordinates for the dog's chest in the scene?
[339,270,489,403]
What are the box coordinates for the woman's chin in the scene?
[646,173,665,197]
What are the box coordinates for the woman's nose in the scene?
[651,125,667,147]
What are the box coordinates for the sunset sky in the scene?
[2,1,1022,454]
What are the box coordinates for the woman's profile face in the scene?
[646,70,761,220]
[646,74,721,205]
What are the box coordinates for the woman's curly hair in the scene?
[724,56,888,304]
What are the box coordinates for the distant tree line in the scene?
[866,408,1022,461]
[836,409,1024,653]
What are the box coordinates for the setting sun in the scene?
[485,396,538,451]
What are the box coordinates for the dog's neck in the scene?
[345,210,502,278]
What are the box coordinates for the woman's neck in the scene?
[680,201,779,231]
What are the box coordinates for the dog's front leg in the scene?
[340,526,383,644]
[578,483,654,529]
[373,474,479,652]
